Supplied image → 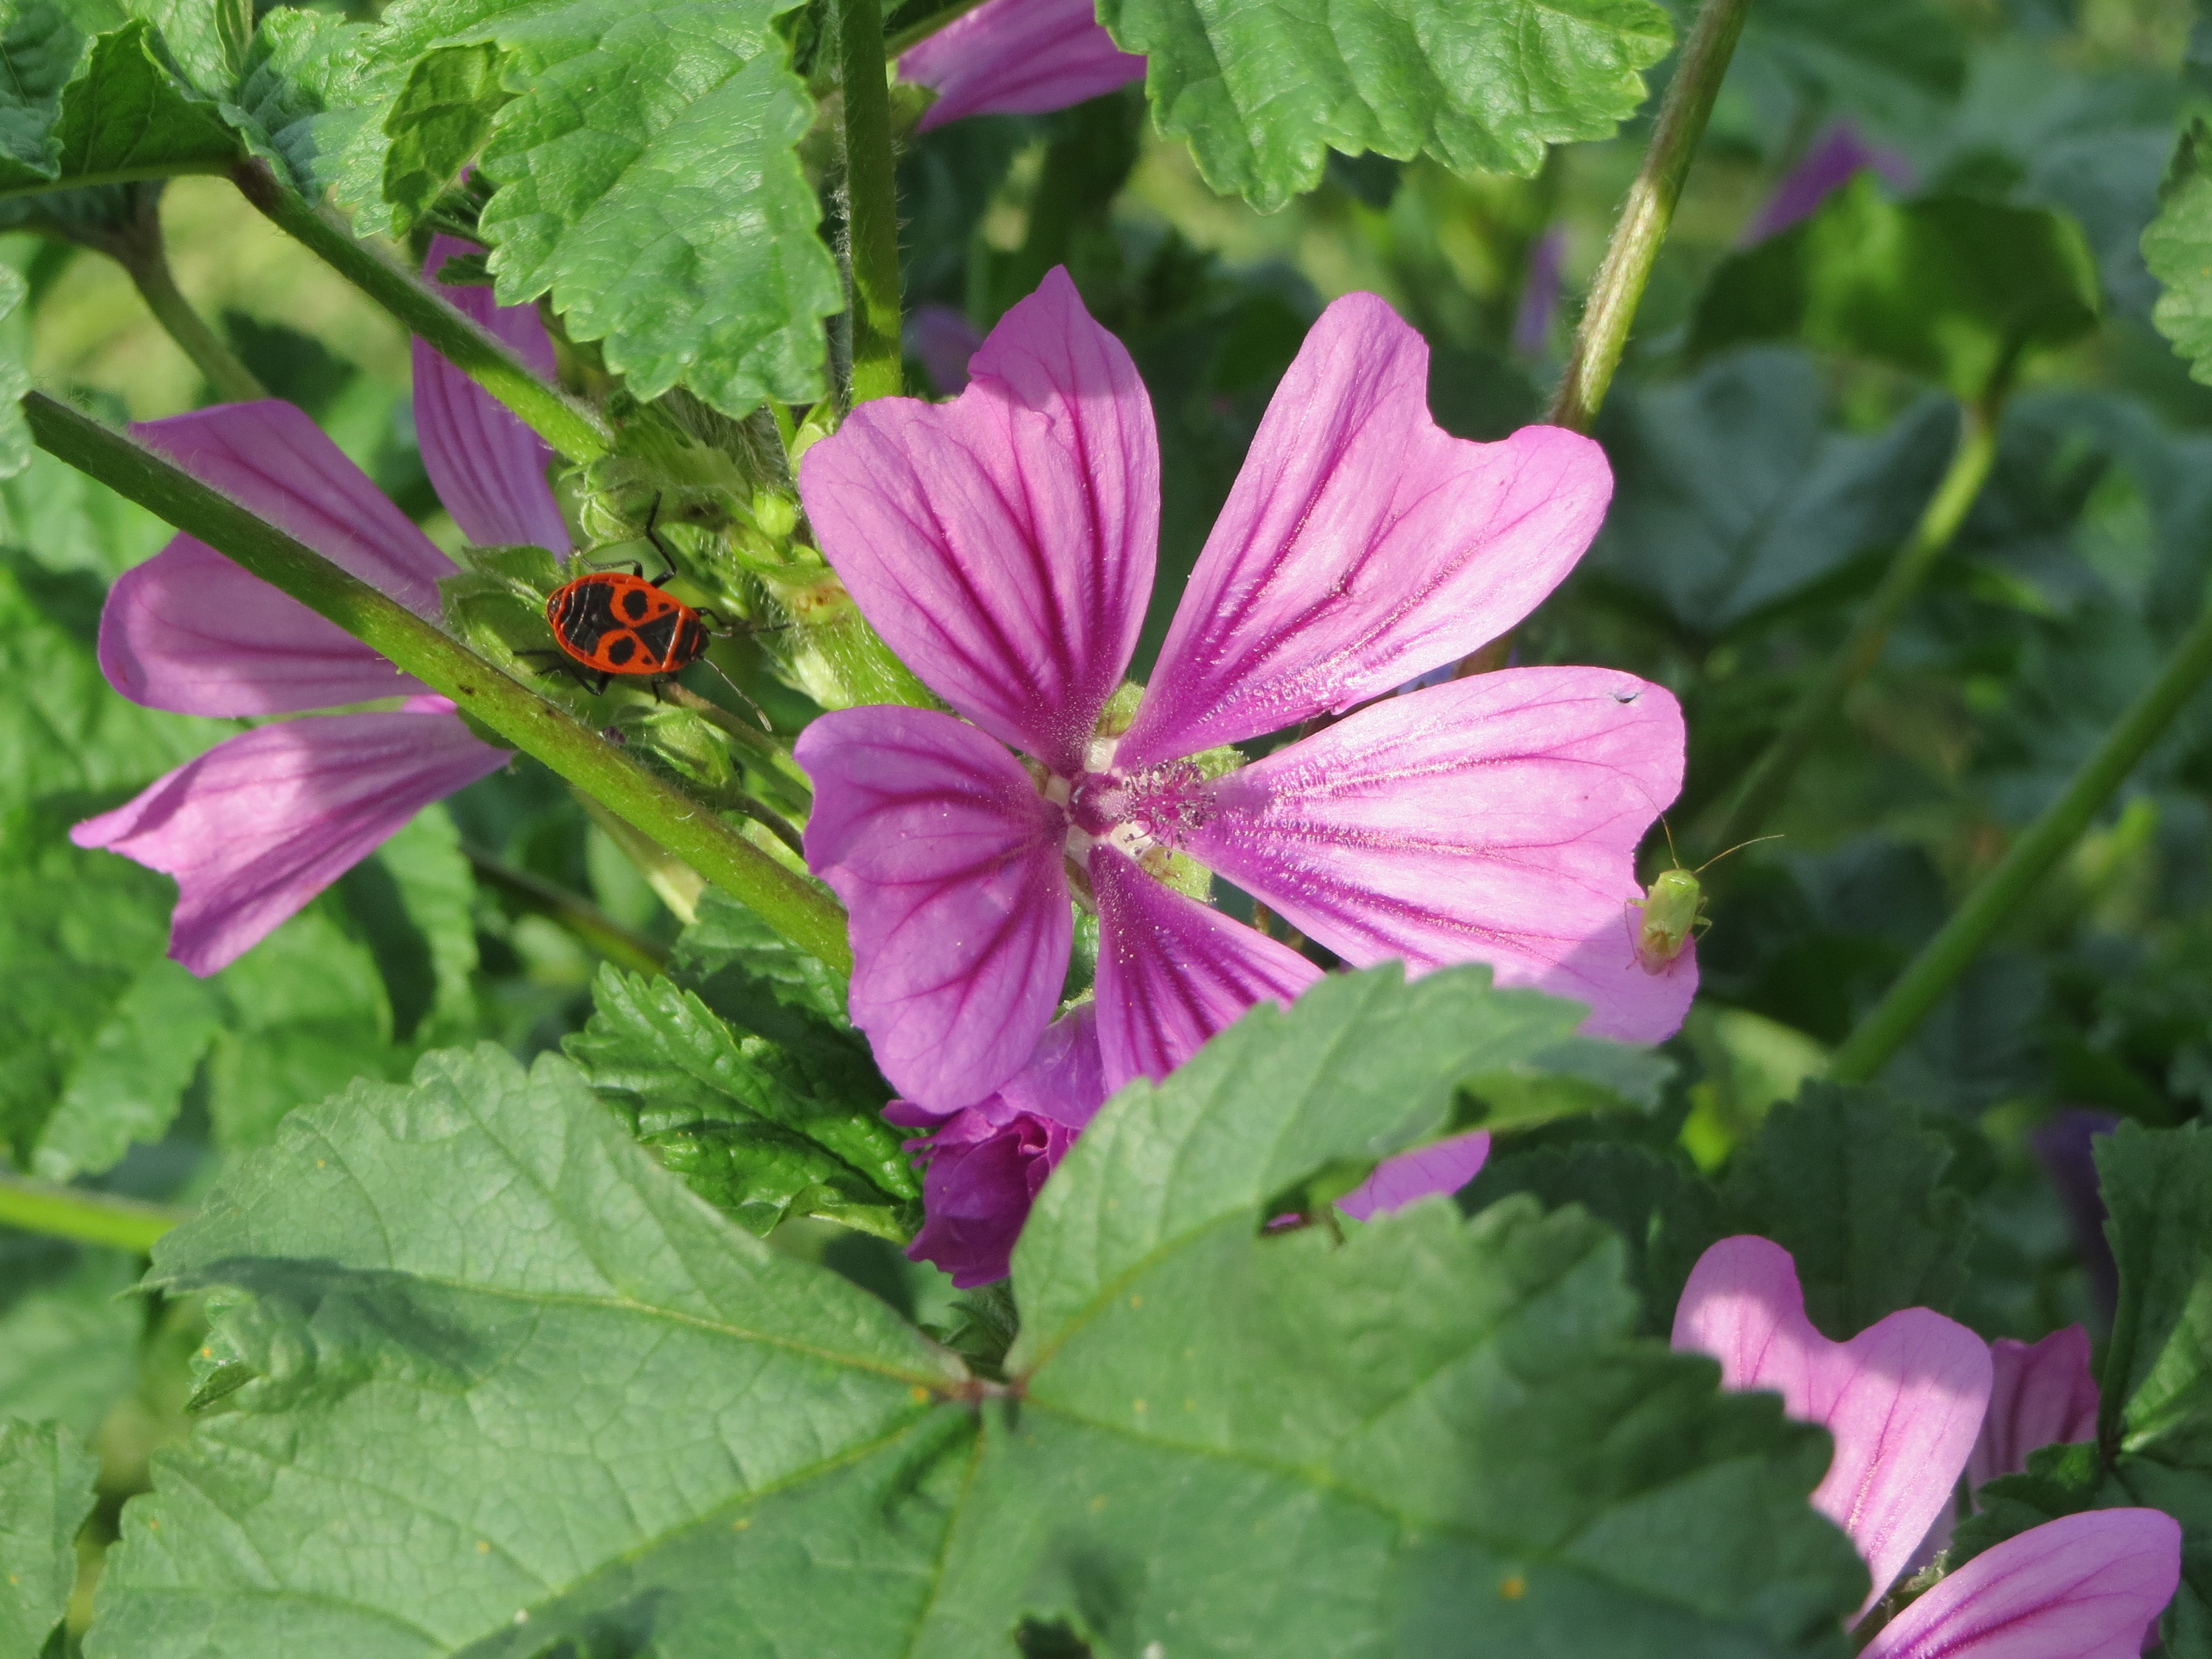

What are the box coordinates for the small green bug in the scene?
[1629,830,1778,973]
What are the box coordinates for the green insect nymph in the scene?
[1629,833,1778,974]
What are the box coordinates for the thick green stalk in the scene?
[1545,0,1755,433]
[0,1172,185,1253]
[228,159,613,463]
[1831,595,2212,1083]
[1708,403,1998,852]
[833,0,905,405]
[117,212,269,403]
[25,392,851,973]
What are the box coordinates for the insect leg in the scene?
[642,491,678,585]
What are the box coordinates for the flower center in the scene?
[1060,754,1211,863]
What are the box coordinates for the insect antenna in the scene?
[693,655,774,731]
[1690,834,1783,877]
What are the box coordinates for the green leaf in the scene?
[1461,1031,1676,1130]
[90,1043,967,1657]
[1100,0,1673,211]
[0,268,26,481]
[226,8,376,198]
[1720,1082,1972,1340]
[38,18,240,181]
[0,1418,97,1659]
[1690,176,2101,403]
[2146,119,2212,392]
[0,1236,140,1437]
[2097,1120,2212,1465]
[334,805,479,1049]
[339,0,842,412]
[1729,0,1964,138]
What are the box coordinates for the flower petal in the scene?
[132,401,453,616]
[1337,1130,1491,1222]
[1117,294,1611,767]
[798,268,1157,776]
[414,236,572,555]
[1672,1235,1993,1618]
[900,0,1145,131]
[1089,844,1320,1093]
[1969,1327,2100,1495]
[1183,667,1692,1043]
[99,536,425,717]
[906,1107,1072,1289]
[796,705,1073,1110]
[1861,1510,2180,1659]
[70,710,508,976]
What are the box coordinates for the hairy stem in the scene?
[0,1172,185,1253]
[229,159,613,464]
[1545,0,1754,433]
[1830,595,2212,1084]
[116,200,268,403]
[833,0,905,405]
[461,844,671,975]
[26,392,851,973]
[1707,403,1999,852]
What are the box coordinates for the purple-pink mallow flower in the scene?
[1674,1237,2177,1655]
[899,0,1144,132]
[73,238,570,975]
[796,269,1689,1115]
[1742,121,1915,246]
[1969,1326,2100,1497]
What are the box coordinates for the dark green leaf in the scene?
[0,1418,97,1659]
[335,806,479,1048]
[1729,0,1964,137]
[1460,1032,1677,1130]
[2097,1120,2212,1464]
[40,19,239,181]
[1722,1082,1972,1338]
[338,0,841,412]
[0,1236,139,1437]
[1099,0,1673,211]
[1691,178,2101,402]
[2146,119,2212,390]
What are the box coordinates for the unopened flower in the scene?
[898,0,1144,132]
[1742,122,1914,246]
[1674,1236,2178,1655]
[798,268,1688,1113]
[75,238,568,974]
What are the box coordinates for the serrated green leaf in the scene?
[378,41,506,231]
[1721,1082,1972,1340]
[1100,0,1672,212]
[2097,1120,2212,1464]
[339,0,841,413]
[0,1236,139,1436]
[225,7,375,198]
[671,887,849,1035]
[1461,1030,1676,1130]
[32,956,220,1182]
[1691,176,2101,403]
[88,1043,966,1657]
[1010,964,1590,1363]
[2147,119,2212,392]
[0,1,86,187]
[43,19,239,179]
[0,1418,97,1659]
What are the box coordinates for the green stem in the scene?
[0,1173,185,1253]
[1708,403,1999,852]
[25,392,852,973]
[0,161,229,203]
[1830,594,2212,1084]
[228,159,613,464]
[1545,0,1754,433]
[461,844,670,975]
[833,0,905,405]
[114,196,269,403]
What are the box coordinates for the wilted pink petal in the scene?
[799,268,1156,777]
[133,402,453,617]
[1969,1328,2100,1497]
[1089,844,1319,1091]
[98,537,424,717]
[414,236,571,555]
[1116,293,1611,768]
[1742,122,1915,246]
[899,1008,1106,1286]
[1672,1235,1993,1618]
[1862,1510,2180,1659]
[69,706,507,976]
[1338,1131,1490,1222]
[1186,666,1691,1043]
[907,1108,1072,1287]
[900,0,1145,131]
[796,705,1073,1111]
[910,303,984,395]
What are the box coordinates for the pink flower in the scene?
[899,0,1144,132]
[796,269,1688,1112]
[1969,1326,2100,1496]
[1335,1130,1491,1222]
[74,239,569,975]
[1674,1237,2179,1654]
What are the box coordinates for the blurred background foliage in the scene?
[7,0,2212,1618]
